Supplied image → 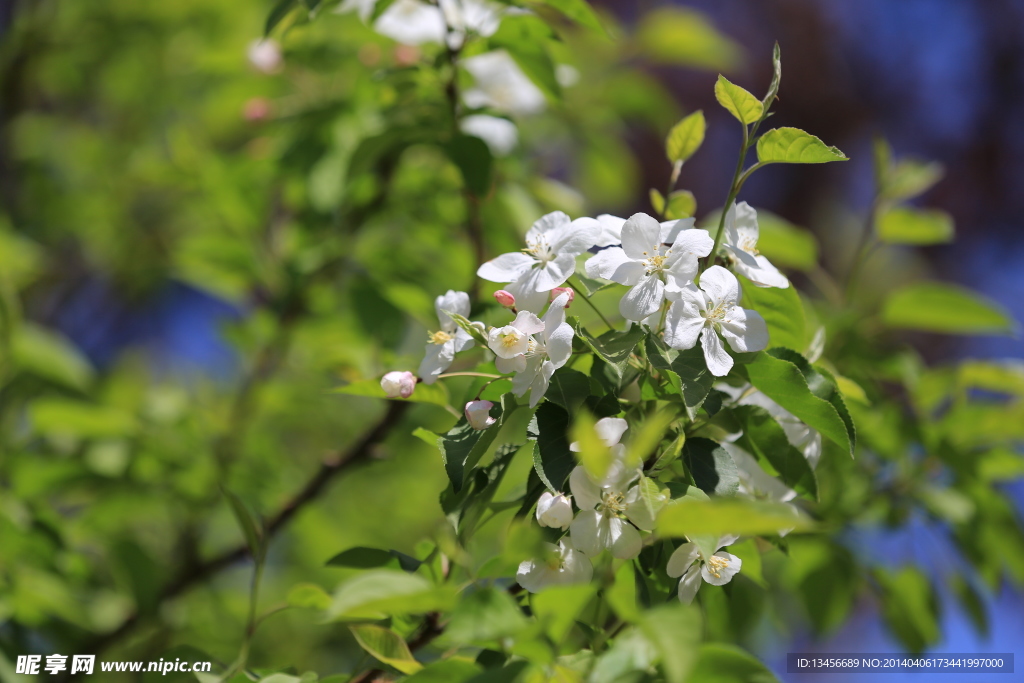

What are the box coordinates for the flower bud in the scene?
[465,400,496,430]
[381,371,416,399]
[247,39,283,74]
[494,290,516,308]
[551,287,575,307]
[536,491,574,530]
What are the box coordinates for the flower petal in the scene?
[594,417,628,447]
[660,217,696,245]
[663,299,705,350]
[701,551,742,586]
[677,565,703,604]
[594,214,626,247]
[495,354,526,374]
[569,509,607,556]
[559,541,594,584]
[585,247,644,286]
[569,466,603,511]
[701,327,734,377]
[506,273,550,313]
[733,201,759,245]
[666,542,701,578]
[698,265,740,307]
[528,359,557,407]
[418,342,454,383]
[621,212,662,260]
[477,252,535,283]
[619,275,665,322]
[512,310,545,335]
[607,517,642,559]
[528,211,571,240]
[511,356,541,396]
[623,486,656,531]
[669,227,714,258]
[720,307,769,353]
[549,217,600,256]
[545,322,574,368]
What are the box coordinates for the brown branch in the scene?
[83,400,410,656]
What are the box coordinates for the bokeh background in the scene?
[1,0,1022,681]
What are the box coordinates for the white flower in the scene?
[371,0,448,45]
[381,371,416,398]
[718,384,822,468]
[462,50,547,117]
[567,422,653,561]
[418,290,476,384]
[536,492,573,530]
[464,400,496,430]
[516,538,593,593]
[487,309,544,369]
[460,114,518,155]
[594,214,626,248]
[666,536,742,604]
[721,443,800,536]
[247,39,282,74]
[477,211,600,312]
[585,213,713,322]
[339,0,513,47]
[663,265,769,377]
[722,202,789,289]
[510,292,574,407]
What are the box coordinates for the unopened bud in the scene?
[536,491,574,530]
[465,400,497,430]
[551,287,575,307]
[247,39,283,74]
[494,290,516,308]
[381,371,416,399]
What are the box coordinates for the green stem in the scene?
[659,161,683,219]
[568,277,614,331]
[703,124,750,275]
[438,372,502,379]
[844,197,881,303]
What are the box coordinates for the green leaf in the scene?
[756,127,848,164]
[287,583,332,610]
[265,0,299,35]
[638,604,702,683]
[535,0,604,32]
[531,583,597,643]
[445,135,493,197]
[666,111,706,164]
[445,587,527,644]
[739,274,806,352]
[326,547,423,572]
[546,367,591,416]
[636,474,669,520]
[754,209,819,271]
[743,349,855,455]
[646,336,715,419]
[664,190,697,220]
[349,624,422,674]
[572,274,612,297]
[489,17,561,100]
[762,42,782,110]
[571,410,613,481]
[404,659,483,683]
[223,489,264,561]
[333,378,452,410]
[875,139,944,201]
[444,309,489,346]
[875,567,940,653]
[572,317,645,365]
[28,398,137,439]
[657,498,812,537]
[530,402,574,491]
[607,561,640,623]
[635,7,742,71]
[877,206,954,245]
[438,405,505,492]
[649,188,665,215]
[682,437,738,495]
[734,405,817,500]
[11,323,93,390]
[882,282,1016,336]
[688,644,780,683]
[714,75,763,124]
[326,570,457,621]
[627,407,680,467]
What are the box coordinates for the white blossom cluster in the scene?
[379,203,807,600]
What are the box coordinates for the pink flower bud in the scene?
[494,290,516,308]
[465,400,497,430]
[381,371,416,399]
[551,287,575,307]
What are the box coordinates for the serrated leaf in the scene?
[443,309,488,346]
[876,206,954,246]
[714,75,763,124]
[756,127,848,164]
[742,349,856,455]
[265,0,299,35]
[762,42,782,109]
[445,587,527,644]
[739,274,807,353]
[327,570,457,621]
[627,407,679,467]
[572,319,645,366]
[287,583,332,610]
[637,475,668,520]
[325,547,423,572]
[666,110,706,164]
[534,0,605,32]
[349,624,422,674]
[438,406,505,492]
[682,437,738,495]
[646,336,715,419]
[688,644,781,683]
[531,402,574,491]
[882,283,1016,336]
[546,367,591,416]
[649,188,665,215]
[734,405,817,500]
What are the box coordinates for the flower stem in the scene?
[568,277,614,331]
[703,124,750,275]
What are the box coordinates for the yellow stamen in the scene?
[705,554,729,579]
[428,330,453,345]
